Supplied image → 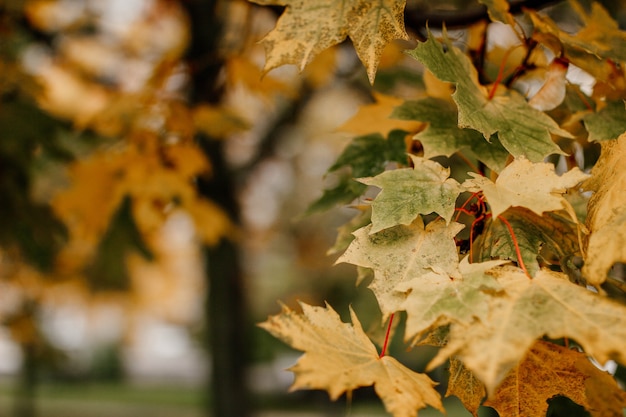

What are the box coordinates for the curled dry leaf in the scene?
[528,58,568,111]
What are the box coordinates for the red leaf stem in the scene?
[469,212,490,262]
[379,313,395,358]
[488,45,522,100]
[498,215,531,278]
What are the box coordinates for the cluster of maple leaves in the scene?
[253,0,626,416]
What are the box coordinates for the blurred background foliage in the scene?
[0,0,625,417]
[0,0,374,416]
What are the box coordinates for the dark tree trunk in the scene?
[198,136,250,417]
[181,1,250,416]
[14,342,37,417]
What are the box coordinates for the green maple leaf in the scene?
[406,30,570,162]
[329,131,407,177]
[336,217,464,317]
[397,257,507,342]
[327,206,371,255]
[392,97,509,172]
[259,302,444,417]
[360,155,462,233]
[306,131,407,215]
[305,173,367,215]
[249,0,408,83]
[428,267,626,394]
[472,207,581,277]
[584,100,626,142]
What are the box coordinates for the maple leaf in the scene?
[477,0,515,27]
[446,357,485,417]
[52,150,129,247]
[305,173,368,215]
[584,210,626,290]
[583,137,626,286]
[406,30,570,162]
[250,0,408,84]
[327,206,371,256]
[463,157,590,219]
[528,58,569,112]
[397,257,507,342]
[472,207,581,277]
[391,97,509,173]
[306,131,407,215]
[226,56,296,98]
[192,104,249,138]
[530,2,626,66]
[339,92,422,136]
[259,302,443,417]
[583,100,626,142]
[336,217,464,317]
[527,3,626,85]
[484,340,626,417]
[53,138,231,272]
[428,267,626,394]
[329,131,407,178]
[360,155,462,233]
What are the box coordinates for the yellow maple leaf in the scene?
[193,104,249,139]
[423,70,455,101]
[339,92,422,136]
[249,0,408,84]
[226,56,296,98]
[463,157,590,219]
[583,136,626,286]
[260,302,443,417]
[53,136,231,273]
[185,198,234,246]
[428,267,626,395]
[52,150,130,245]
[162,142,211,179]
[336,218,463,318]
[377,40,410,71]
[302,47,337,88]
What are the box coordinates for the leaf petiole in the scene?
[498,215,531,278]
[488,44,524,100]
[379,313,395,358]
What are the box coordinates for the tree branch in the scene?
[404,0,563,30]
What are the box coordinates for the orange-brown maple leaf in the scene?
[485,340,626,417]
